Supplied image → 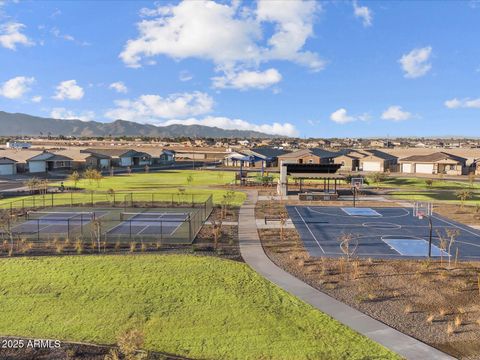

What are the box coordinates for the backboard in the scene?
[413,202,432,219]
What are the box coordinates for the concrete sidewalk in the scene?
[238,190,456,360]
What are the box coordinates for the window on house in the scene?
[308,159,313,164]
[298,159,303,164]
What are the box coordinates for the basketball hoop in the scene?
[413,202,432,219]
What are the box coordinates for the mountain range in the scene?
[0,111,277,138]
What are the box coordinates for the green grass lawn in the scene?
[0,255,399,360]
[369,176,480,190]
[0,170,247,209]
[390,190,480,205]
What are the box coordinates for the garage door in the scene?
[402,163,412,173]
[0,164,14,175]
[29,161,46,173]
[363,161,381,172]
[415,163,434,174]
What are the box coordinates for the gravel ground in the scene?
[260,226,480,360]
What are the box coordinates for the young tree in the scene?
[455,189,473,210]
[338,232,358,262]
[425,178,434,189]
[24,177,40,194]
[68,171,81,189]
[92,169,103,188]
[211,219,223,250]
[468,172,476,188]
[83,168,95,185]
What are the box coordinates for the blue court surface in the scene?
[107,212,188,236]
[287,206,480,260]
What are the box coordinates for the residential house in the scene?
[399,152,467,175]
[223,147,288,168]
[27,151,73,173]
[80,148,152,168]
[0,157,17,175]
[359,149,398,172]
[144,149,175,165]
[277,148,338,166]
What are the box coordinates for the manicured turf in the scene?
[0,170,246,208]
[370,176,480,190]
[390,190,480,205]
[0,255,399,360]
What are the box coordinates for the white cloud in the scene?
[50,107,95,122]
[445,97,480,109]
[353,1,373,27]
[105,91,214,121]
[120,0,324,71]
[398,46,432,78]
[158,116,298,137]
[0,76,35,99]
[31,95,42,103]
[212,68,282,90]
[179,70,193,82]
[109,81,128,93]
[330,108,355,124]
[51,27,75,41]
[0,22,34,50]
[381,105,412,121]
[53,80,84,100]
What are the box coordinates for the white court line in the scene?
[432,214,480,238]
[307,206,410,219]
[294,206,325,254]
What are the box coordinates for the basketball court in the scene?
[288,205,480,260]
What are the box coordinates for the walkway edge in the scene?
[238,190,456,360]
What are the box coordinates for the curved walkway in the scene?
[238,190,455,360]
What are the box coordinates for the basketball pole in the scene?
[428,216,433,258]
[352,186,356,208]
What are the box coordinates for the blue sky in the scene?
[0,0,479,138]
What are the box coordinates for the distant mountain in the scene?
[0,111,278,138]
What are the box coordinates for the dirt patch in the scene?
[259,226,480,359]
[433,204,480,225]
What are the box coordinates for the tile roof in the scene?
[400,152,467,163]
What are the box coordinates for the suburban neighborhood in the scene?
[1,1,480,360]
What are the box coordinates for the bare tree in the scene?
[338,233,358,262]
[437,228,460,269]
[455,189,473,210]
[211,219,223,250]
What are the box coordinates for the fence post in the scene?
[113,193,116,207]
[42,194,45,208]
[51,193,54,207]
[188,214,192,242]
